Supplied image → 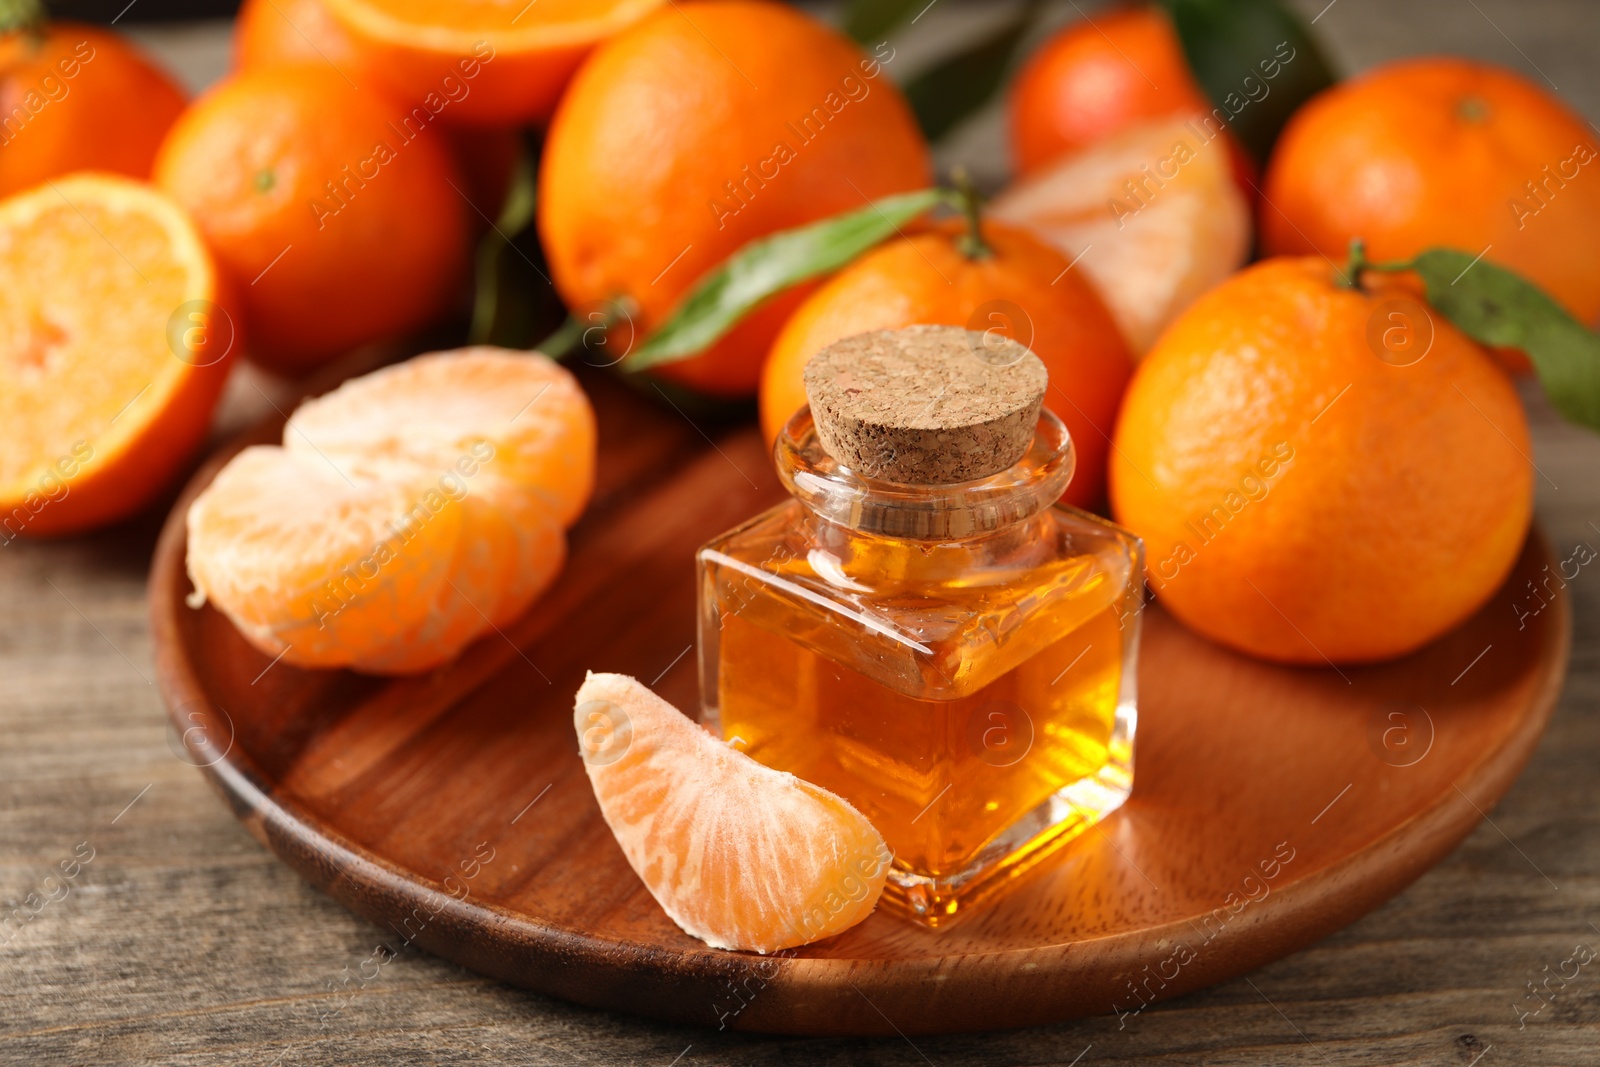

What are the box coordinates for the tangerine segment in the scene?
[992,116,1252,355]
[186,444,465,670]
[0,173,233,537]
[575,672,890,953]
[355,483,565,672]
[320,0,664,125]
[283,348,596,527]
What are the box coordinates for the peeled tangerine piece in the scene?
[186,347,591,674]
[284,347,596,528]
[575,673,891,954]
[991,114,1251,355]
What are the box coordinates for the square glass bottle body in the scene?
[696,410,1143,924]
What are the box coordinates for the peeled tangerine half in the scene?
[991,115,1251,355]
[186,348,595,674]
[575,673,890,953]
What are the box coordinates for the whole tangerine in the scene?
[0,21,187,197]
[761,219,1132,510]
[154,64,468,374]
[1110,256,1533,665]
[539,0,931,397]
[1009,6,1208,175]
[1262,57,1600,327]
[233,0,520,218]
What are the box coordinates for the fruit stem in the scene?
[951,168,992,261]
[1341,238,1369,290]
[0,0,45,36]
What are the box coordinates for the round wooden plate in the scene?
[150,371,1569,1036]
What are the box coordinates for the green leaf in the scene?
[1155,0,1336,166]
[903,0,1044,143]
[624,187,950,372]
[0,0,45,35]
[1381,248,1600,432]
[467,137,560,349]
[840,0,926,45]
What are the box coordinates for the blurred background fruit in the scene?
[0,174,233,536]
[233,0,378,84]
[540,0,931,397]
[232,0,520,217]
[992,115,1251,356]
[154,63,468,374]
[1111,256,1533,665]
[760,218,1131,509]
[1008,5,1208,174]
[0,14,187,197]
[1262,57,1600,329]
[319,0,665,127]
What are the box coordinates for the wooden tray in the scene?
[150,367,1569,1036]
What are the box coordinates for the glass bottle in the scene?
[696,327,1144,925]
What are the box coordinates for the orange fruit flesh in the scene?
[321,0,664,125]
[0,174,231,536]
[188,348,592,674]
[992,115,1252,356]
[187,445,465,668]
[285,348,596,527]
[343,0,656,35]
[576,672,889,953]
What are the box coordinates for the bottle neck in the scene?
[774,408,1075,542]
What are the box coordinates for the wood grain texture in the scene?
[4,0,1600,1062]
[145,368,1568,1037]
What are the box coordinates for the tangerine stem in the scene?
[1341,238,1369,290]
[951,168,992,261]
[538,296,635,363]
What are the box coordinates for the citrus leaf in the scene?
[1155,0,1336,166]
[468,136,560,349]
[624,187,950,372]
[1383,248,1600,432]
[0,0,44,35]
[840,0,926,45]
[903,0,1043,143]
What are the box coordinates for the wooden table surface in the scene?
[4,1,1599,1063]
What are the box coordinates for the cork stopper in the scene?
[802,325,1049,484]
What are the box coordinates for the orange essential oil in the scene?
[697,327,1143,924]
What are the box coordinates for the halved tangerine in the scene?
[0,173,235,538]
[319,0,665,125]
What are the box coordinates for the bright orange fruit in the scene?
[760,219,1131,509]
[540,0,931,396]
[1111,257,1533,664]
[153,65,467,375]
[232,0,521,218]
[1262,57,1600,328]
[0,174,234,538]
[1008,6,1207,174]
[319,0,664,126]
[0,22,187,197]
[187,348,593,674]
[575,672,889,953]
